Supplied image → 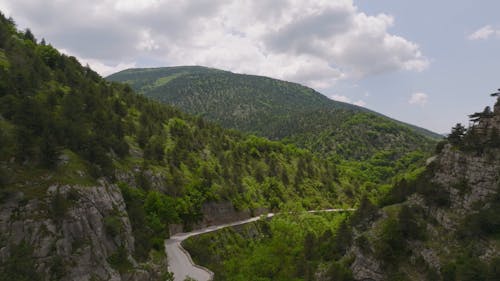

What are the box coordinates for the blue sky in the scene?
[0,0,498,133]
[341,0,500,133]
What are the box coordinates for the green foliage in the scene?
[416,179,450,207]
[108,67,439,180]
[379,167,435,207]
[0,49,9,69]
[0,165,9,191]
[374,217,407,265]
[458,187,500,238]
[50,188,69,222]
[109,67,439,141]
[119,183,181,260]
[446,97,500,153]
[144,190,179,224]
[0,13,445,280]
[104,216,123,238]
[49,255,66,280]
[0,241,41,281]
[374,205,426,267]
[183,212,351,281]
[397,205,425,241]
[448,123,467,146]
[0,11,350,230]
[324,261,355,281]
[107,246,132,273]
[350,196,379,230]
[440,252,500,281]
[162,272,175,281]
[119,183,158,261]
[0,15,130,176]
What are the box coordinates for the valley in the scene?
[0,9,498,281]
[167,209,354,281]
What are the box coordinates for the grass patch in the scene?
[2,149,96,201]
[53,150,96,186]
[154,73,185,87]
[0,49,10,69]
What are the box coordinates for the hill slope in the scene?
[182,97,500,281]
[0,13,351,280]
[108,66,440,160]
[343,97,500,281]
[107,66,351,136]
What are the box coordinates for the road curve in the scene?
[165,209,354,281]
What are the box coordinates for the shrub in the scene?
[374,218,406,265]
[417,180,450,207]
[0,241,41,281]
[325,261,355,281]
[354,235,371,254]
[104,216,123,238]
[50,189,69,222]
[107,246,132,273]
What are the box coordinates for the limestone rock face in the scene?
[0,180,164,281]
[349,246,384,281]
[347,99,500,280]
[434,145,499,212]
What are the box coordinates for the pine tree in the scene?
[447,123,466,145]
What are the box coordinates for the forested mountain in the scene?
[0,9,472,281]
[0,13,353,280]
[184,97,500,281]
[108,66,441,160]
[342,97,500,281]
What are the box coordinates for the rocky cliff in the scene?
[346,97,500,281]
[0,179,167,281]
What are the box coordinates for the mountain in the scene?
[0,13,353,280]
[108,66,441,160]
[107,66,354,137]
[182,97,500,281]
[0,10,468,281]
[343,98,500,281]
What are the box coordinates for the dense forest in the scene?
[2,9,491,281]
[185,98,500,281]
[0,11,354,259]
[108,66,440,161]
[108,66,441,208]
[183,210,356,281]
[0,12,408,280]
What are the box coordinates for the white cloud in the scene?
[409,92,428,106]
[468,25,499,40]
[354,100,366,107]
[58,48,136,76]
[1,0,428,88]
[83,60,137,77]
[137,29,160,51]
[331,94,351,103]
[331,94,366,107]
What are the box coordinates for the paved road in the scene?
[165,209,354,281]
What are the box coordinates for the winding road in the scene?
[165,209,354,281]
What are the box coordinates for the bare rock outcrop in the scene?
[0,180,166,281]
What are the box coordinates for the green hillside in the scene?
[0,13,357,279]
[0,10,464,281]
[0,11,352,229]
[107,66,347,135]
[107,66,440,161]
[184,98,500,281]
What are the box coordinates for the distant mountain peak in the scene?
[108,66,440,160]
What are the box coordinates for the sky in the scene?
[0,0,498,133]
